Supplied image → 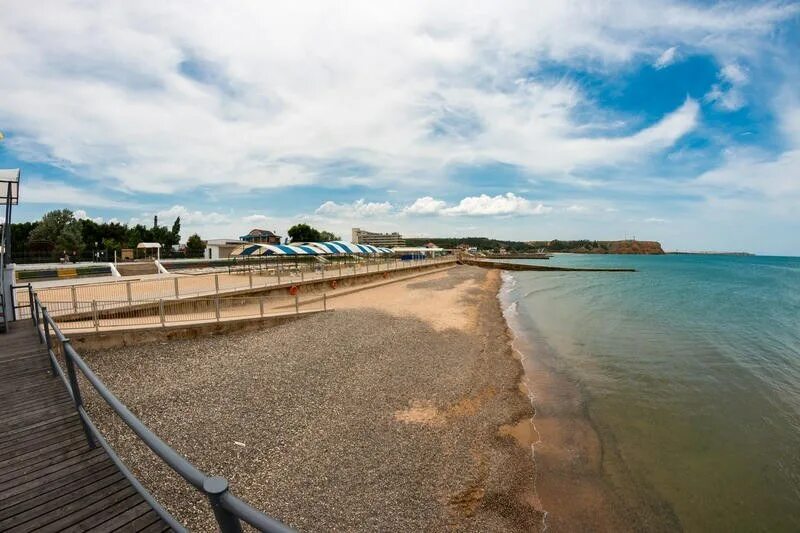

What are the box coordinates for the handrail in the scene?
[35,294,294,533]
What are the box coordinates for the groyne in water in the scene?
[460,258,636,272]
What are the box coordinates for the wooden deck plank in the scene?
[0,445,102,492]
[0,465,121,520]
[0,436,89,480]
[113,510,162,532]
[7,483,135,532]
[62,494,148,532]
[0,320,170,532]
[0,469,123,528]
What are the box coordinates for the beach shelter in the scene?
[231,243,325,256]
[136,242,162,260]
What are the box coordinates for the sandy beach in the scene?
[81,265,542,531]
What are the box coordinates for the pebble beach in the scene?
[82,266,541,531]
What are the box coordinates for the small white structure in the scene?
[136,242,162,260]
[206,239,247,260]
[391,246,444,258]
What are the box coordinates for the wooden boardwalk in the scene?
[0,320,171,532]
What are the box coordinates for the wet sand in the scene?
[500,274,681,532]
[81,265,542,531]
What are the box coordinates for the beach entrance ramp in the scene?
[0,320,171,532]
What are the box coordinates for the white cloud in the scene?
[705,63,749,111]
[566,204,589,212]
[403,196,448,215]
[242,214,271,226]
[315,199,394,218]
[20,179,137,209]
[401,193,551,217]
[653,46,678,69]
[644,217,669,223]
[442,193,551,216]
[0,1,794,194]
[73,209,104,224]
[129,205,229,230]
[721,63,748,84]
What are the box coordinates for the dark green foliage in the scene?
[406,237,637,253]
[287,223,319,242]
[185,233,205,255]
[319,230,341,241]
[10,209,186,261]
[287,224,339,243]
[28,209,85,254]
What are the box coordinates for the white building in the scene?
[206,239,247,260]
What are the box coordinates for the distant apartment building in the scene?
[240,229,281,245]
[351,228,405,247]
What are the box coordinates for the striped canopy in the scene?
[231,241,394,257]
[231,243,325,256]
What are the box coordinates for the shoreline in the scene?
[82,265,543,531]
[497,270,682,532]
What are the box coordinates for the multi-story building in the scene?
[351,228,405,247]
[240,229,281,245]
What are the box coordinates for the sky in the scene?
[0,1,799,255]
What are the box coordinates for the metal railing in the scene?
[30,292,295,532]
[43,293,328,331]
[17,256,456,319]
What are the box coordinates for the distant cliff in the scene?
[603,240,664,254]
[528,239,665,255]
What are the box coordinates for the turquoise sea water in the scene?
[500,254,800,531]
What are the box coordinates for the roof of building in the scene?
[206,239,246,246]
[246,229,278,236]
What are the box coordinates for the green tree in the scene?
[170,217,181,245]
[28,209,85,256]
[185,233,205,257]
[318,230,340,241]
[287,223,321,242]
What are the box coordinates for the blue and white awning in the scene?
[232,241,393,257]
[232,243,325,256]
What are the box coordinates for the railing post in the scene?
[92,300,99,332]
[174,277,179,298]
[277,268,281,285]
[321,265,325,280]
[215,296,221,322]
[259,296,264,318]
[300,270,304,282]
[294,294,299,314]
[159,299,165,327]
[63,339,96,448]
[42,307,57,375]
[339,262,342,277]
[203,477,243,533]
[215,274,220,294]
[71,285,78,313]
[249,271,253,289]
[27,284,35,322]
[126,280,132,305]
[323,293,327,311]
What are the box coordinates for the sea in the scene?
[498,254,800,532]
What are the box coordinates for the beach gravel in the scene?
[81,266,542,531]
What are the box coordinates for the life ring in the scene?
[330,280,337,289]
[289,285,299,296]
